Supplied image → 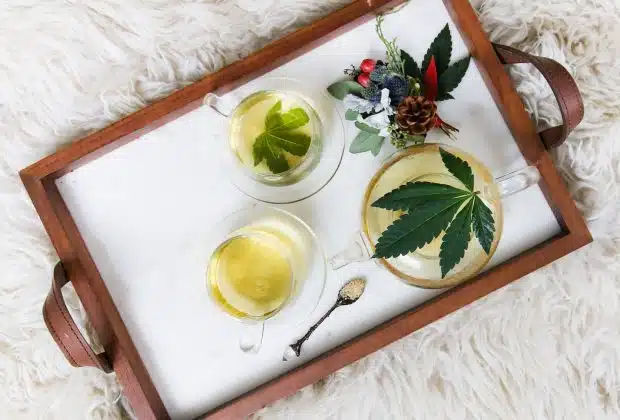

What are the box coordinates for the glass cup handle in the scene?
[328,231,371,270]
[204,92,240,118]
[239,320,264,354]
[495,165,541,198]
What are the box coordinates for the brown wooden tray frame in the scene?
[20,0,591,418]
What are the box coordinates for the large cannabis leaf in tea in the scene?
[372,148,495,278]
[252,100,311,174]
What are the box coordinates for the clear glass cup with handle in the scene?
[204,77,345,204]
[205,204,326,353]
[330,143,541,288]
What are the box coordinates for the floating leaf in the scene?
[373,197,465,259]
[440,147,474,191]
[472,195,495,254]
[372,182,470,211]
[252,101,311,174]
[439,198,474,277]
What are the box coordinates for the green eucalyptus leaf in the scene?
[355,121,380,134]
[345,109,359,121]
[327,80,365,100]
[350,131,384,155]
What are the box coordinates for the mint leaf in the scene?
[440,198,474,277]
[269,107,309,131]
[345,109,359,121]
[372,181,470,211]
[252,102,311,174]
[253,133,291,173]
[440,147,474,191]
[401,49,422,80]
[422,24,452,76]
[327,80,364,100]
[437,56,470,100]
[373,196,466,259]
[350,131,384,156]
[472,195,495,254]
[265,100,282,129]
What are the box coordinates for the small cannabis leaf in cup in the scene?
[372,148,495,278]
[252,100,311,174]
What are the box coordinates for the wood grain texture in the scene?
[18,0,591,419]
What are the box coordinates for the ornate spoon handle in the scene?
[285,298,343,359]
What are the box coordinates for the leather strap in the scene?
[492,43,584,149]
[43,262,112,372]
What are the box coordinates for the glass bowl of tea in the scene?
[206,204,326,352]
[204,77,345,204]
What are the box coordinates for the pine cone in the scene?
[395,96,437,135]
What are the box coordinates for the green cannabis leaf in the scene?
[439,197,474,277]
[401,49,422,80]
[252,100,311,174]
[372,147,496,278]
[422,24,452,75]
[372,182,471,211]
[439,147,474,190]
[402,24,470,102]
[437,56,471,101]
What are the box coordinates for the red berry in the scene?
[360,59,376,74]
[357,73,370,88]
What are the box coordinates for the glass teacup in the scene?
[331,144,540,288]
[204,77,345,204]
[206,204,326,352]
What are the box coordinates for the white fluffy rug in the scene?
[1,0,619,419]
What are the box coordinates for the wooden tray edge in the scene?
[18,0,592,418]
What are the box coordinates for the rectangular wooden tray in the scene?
[20,0,591,419]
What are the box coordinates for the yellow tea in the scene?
[208,233,292,318]
[207,215,310,319]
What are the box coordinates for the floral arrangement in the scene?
[327,16,471,156]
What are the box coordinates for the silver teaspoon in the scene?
[283,277,366,361]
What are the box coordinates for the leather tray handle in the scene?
[492,43,584,149]
[43,262,112,373]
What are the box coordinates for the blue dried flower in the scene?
[370,64,388,83]
[362,83,382,104]
[383,74,408,105]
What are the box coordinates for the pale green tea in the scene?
[228,91,321,182]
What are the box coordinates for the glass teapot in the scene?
[330,144,540,288]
